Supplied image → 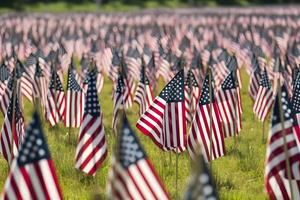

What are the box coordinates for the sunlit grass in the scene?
[0,69,268,199]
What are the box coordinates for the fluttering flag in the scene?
[112,75,126,133]
[0,95,25,164]
[65,68,84,128]
[137,69,187,153]
[0,111,63,200]
[185,69,200,123]
[253,68,274,122]
[107,115,170,200]
[188,73,225,161]
[134,60,154,117]
[265,85,300,200]
[216,71,242,137]
[45,72,66,126]
[75,69,107,175]
[184,152,219,200]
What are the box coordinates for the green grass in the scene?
[0,1,187,13]
[0,68,269,199]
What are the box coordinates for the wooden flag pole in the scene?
[208,68,213,168]
[262,121,265,142]
[175,147,179,200]
[277,82,294,200]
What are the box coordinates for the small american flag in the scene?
[75,69,107,175]
[134,61,154,117]
[45,72,66,126]
[0,95,25,164]
[107,116,170,200]
[216,71,242,138]
[185,69,200,123]
[112,75,126,133]
[136,69,187,153]
[188,73,225,162]
[253,68,274,122]
[65,68,84,128]
[0,74,14,116]
[265,85,300,200]
[0,111,63,200]
[184,152,219,200]
[248,69,261,102]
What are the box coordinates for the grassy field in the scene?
[0,1,190,13]
[0,68,268,199]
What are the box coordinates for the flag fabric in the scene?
[107,116,170,200]
[136,69,187,153]
[265,85,300,200]
[65,69,84,128]
[0,95,25,164]
[188,73,225,162]
[0,111,63,200]
[216,71,242,138]
[185,69,200,123]
[45,72,66,126]
[249,69,261,101]
[134,63,154,117]
[75,69,107,175]
[253,68,274,122]
[0,76,14,116]
[291,70,300,154]
[184,152,219,200]
[112,75,126,133]
[33,61,47,109]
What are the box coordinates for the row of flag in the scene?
[1,7,300,199]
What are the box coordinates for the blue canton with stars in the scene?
[35,62,44,78]
[291,73,300,114]
[159,69,184,103]
[140,66,149,85]
[118,117,146,168]
[272,85,294,126]
[221,72,236,90]
[185,70,199,88]
[184,154,218,200]
[199,73,215,105]
[17,112,51,166]
[116,75,125,94]
[0,62,10,82]
[49,72,64,91]
[259,69,271,89]
[67,70,82,92]
[85,70,101,117]
[6,95,22,122]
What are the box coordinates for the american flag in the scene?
[33,61,47,109]
[216,71,242,138]
[184,69,200,123]
[134,62,154,117]
[107,116,170,200]
[253,68,274,122]
[188,73,225,162]
[112,75,126,133]
[75,69,107,175]
[0,95,25,164]
[0,62,10,96]
[0,111,63,200]
[0,74,14,116]
[65,69,84,128]
[136,69,187,153]
[292,72,300,125]
[265,85,300,200]
[45,72,66,126]
[17,59,35,102]
[248,68,261,102]
[184,152,219,200]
